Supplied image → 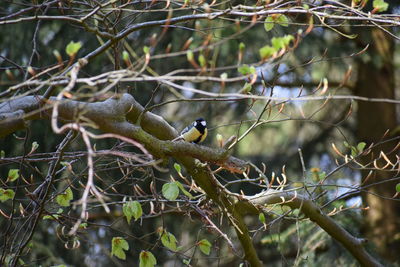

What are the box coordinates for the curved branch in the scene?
[0,93,261,265]
[246,190,383,267]
[0,94,247,170]
[0,93,383,266]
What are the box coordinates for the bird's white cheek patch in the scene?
[201,121,206,127]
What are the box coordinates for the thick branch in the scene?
[1,93,382,266]
[0,94,247,170]
[0,93,261,265]
[0,110,26,136]
[246,190,383,267]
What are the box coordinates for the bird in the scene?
[175,118,208,144]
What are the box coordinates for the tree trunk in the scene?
[354,28,400,261]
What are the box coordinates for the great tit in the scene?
[178,118,208,143]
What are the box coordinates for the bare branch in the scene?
[247,189,383,267]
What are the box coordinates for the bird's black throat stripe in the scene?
[193,135,203,143]
[194,124,206,134]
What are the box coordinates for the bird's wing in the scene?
[180,123,194,135]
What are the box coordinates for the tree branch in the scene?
[0,93,383,266]
[246,190,383,267]
[0,93,261,265]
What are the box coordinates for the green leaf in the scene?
[259,45,276,59]
[249,66,256,75]
[351,146,358,157]
[198,239,212,255]
[216,133,223,144]
[174,163,182,173]
[111,237,129,260]
[240,82,252,94]
[311,168,326,181]
[198,54,206,67]
[318,171,326,181]
[60,161,69,167]
[238,65,256,75]
[143,46,150,54]
[357,142,366,153]
[122,51,130,61]
[65,41,82,57]
[28,141,39,155]
[123,200,143,224]
[176,181,193,199]
[183,259,191,265]
[56,187,73,207]
[271,38,283,50]
[239,42,245,51]
[373,0,388,12]
[139,251,157,267]
[162,182,179,201]
[0,150,5,158]
[396,183,400,193]
[7,169,19,182]
[53,49,61,60]
[264,16,274,32]
[283,35,294,45]
[43,214,59,220]
[259,213,266,224]
[220,72,228,80]
[238,65,249,75]
[276,14,289,27]
[283,35,294,44]
[0,188,15,202]
[161,231,178,252]
[43,209,63,220]
[186,50,194,61]
[271,35,294,51]
[264,15,289,32]
[31,141,39,152]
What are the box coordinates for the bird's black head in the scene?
[194,118,207,132]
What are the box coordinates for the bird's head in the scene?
[195,118,206,128]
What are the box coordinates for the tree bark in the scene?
[354,28,400,261]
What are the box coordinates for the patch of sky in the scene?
[320,153,362,208]
[334,172,362,208]
[47,226,55,235]
[128,31,140,40]
[313,27,325,36]
[0,50,7,64]
[182,81,195,98]
[310,153,362,208]
[98,226,106,238]
[42,30,56,46]
[255,63,314,106]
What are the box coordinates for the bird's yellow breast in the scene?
[182,127,207,143]
[198,128,207,143]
